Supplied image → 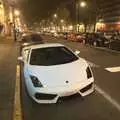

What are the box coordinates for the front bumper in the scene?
[30,79,94,104]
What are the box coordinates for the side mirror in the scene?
[75,50,80,55]
[18,56,24,62]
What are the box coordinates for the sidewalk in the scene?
[0,36,19,120]
[84,43,120,54]
[94,46,120,54]
[0,36,14,44]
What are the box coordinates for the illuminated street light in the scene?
[80,1,87,8]
[14,10,20,16]
[0,4,3,9]
[54,14,57,18]
[60,19,64,23]
[76,1,87,32]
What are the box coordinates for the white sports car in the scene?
[18,43,94,104]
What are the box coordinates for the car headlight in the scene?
[30,75,43,87]
[86,67,92,79]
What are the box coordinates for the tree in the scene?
[57,7,70,21]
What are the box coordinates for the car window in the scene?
[30,47,78,66]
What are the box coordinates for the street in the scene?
[0,36,120,120]
[21,36,120,120]
[1,0,120,119]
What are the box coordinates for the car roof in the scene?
[22,32,40,36]
[23,43,65,49]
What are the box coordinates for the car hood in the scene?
[26,58,88,87]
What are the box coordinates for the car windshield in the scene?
[30,46,78,66]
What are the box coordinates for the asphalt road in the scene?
[21,36,120,120]
[0,36,120,120]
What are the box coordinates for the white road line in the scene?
[87,61,100,68]
[95,85,120,112]
[105,67,120,72]
[13,65,22,120]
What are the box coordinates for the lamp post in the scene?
[60,19,64,32]
[76,0,87,32]
[13,9,20,41]
[80,1,87,8]
[53,13,58,31]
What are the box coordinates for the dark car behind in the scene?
[109,35,120,51]
[19,33,44,53]
[85,33,109,47]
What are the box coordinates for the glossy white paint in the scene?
[22,43,94,103]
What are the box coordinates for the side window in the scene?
[23,49,30,62]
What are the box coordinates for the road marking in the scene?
[95,85,120,112]
[13,65,22,120]
[105,67,120,72]
[87,61,100,68]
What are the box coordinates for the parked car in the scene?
[109,35,120,51]
[104,32,114,40]
[93,33,109,47]
[67,33,77,42]
[84,33,109,47]
[76,33,85,42]
[66,33,85,42]
[67,33,77,41]
[63,32,69,39]
[18,43,94,104]
[20,33,44,52]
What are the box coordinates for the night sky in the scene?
[19,0,102,25]
[20,0,69,24]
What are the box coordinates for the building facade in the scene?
[99,0,120,31]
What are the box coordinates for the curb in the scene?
[94,47,120,54]
[0,36,13,44]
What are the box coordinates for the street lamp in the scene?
[80,1,87,8]
[13,9,20,41]
[76,1,87,32]
[53,14,58,31]
[54,14,57,18]
[60,19,64,23]
[0,4,3,9]
[14,10,20,17]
